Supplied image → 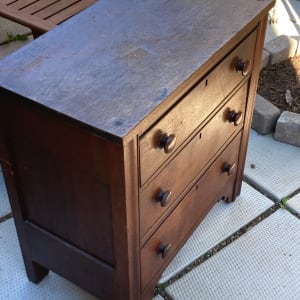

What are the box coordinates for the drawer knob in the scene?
[159,133,176,153]
[156,190,172,207]
[228,110,243,126]
[222,162,236,175]
[236,59,251,76]
[158,242,171,259]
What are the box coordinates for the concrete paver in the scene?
[0,36,34,60]
[252,94,281,135]
[274,111,300,147]
[286,192,300,214]
[267,0,300,38]
[166,209,300,300]
[159,182,273,283]
[264,34,298,64]
[244,130,300,201]
[0,218,98,300]
[0,17,31,44]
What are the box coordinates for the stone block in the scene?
[264,35,298,64]
[274,111,300,147]
[260,49,270,69]
[252,94,281,135]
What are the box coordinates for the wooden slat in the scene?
[0,0,96,36]
[21,0,58,14]
[34,0,78,19]
[9,0,38,10]
[48,0,95,24]
[0,3,55,31]
[1,0,16,5]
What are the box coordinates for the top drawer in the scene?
[139,29,257,185]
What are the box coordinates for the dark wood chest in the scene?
[0,0,274,299]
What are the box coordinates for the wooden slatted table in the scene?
[0,0,96,37]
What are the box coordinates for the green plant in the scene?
[279,197,289,209]
[157,282,167,291]
[6,32,28,43]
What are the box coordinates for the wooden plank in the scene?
[48,0,95,24]
[9,0,38,10]
[34,0,78,19]
[0,3,55,31]
[2,0,17,5]
[21,0,59,14]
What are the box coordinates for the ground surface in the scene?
[258,56,300,114]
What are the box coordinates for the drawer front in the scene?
[139,82,248,239]
[139,29,257,185]
[140,132,242,291]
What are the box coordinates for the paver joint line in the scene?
[159,204,279,289]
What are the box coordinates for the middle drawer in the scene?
[139,82,248,239]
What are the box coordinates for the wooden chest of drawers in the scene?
[0,0,274,299]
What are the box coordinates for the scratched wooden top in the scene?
[0,0,274,139]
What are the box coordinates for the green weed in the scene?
[279,197,289,209]
[6,32,28,43]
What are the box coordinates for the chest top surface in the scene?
[0,0,274,138]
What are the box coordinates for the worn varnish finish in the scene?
[0,0,274,299]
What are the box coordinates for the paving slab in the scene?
[266,0,299,42]
[0,217,161,299]
[286,192,300,214]
[0,17,31,44]
[282,0,300,25]
[244,130,300,201]
[166,209,300,300]
[0,218,97,300]
[159,182,273,283]
[0,36,34,60]
[0,170,11,218]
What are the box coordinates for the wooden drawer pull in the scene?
[156,190,172,207]
[222,162,236,175]
[159,133,176,153]
[228,110,243,126]
[236,58,251,76]
[157,242,171,259]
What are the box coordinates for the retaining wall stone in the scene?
[252,94,281,135]
[274,111,300,147]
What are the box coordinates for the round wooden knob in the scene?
[158,242,171,259]
[228,110,243,126]
[159,133,176,153]
[156,190,172,207]
[236,59,251,76]
[222,162,236,175]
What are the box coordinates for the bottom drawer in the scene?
[140,131,242,291]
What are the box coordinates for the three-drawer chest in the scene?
[0,0,274,299]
